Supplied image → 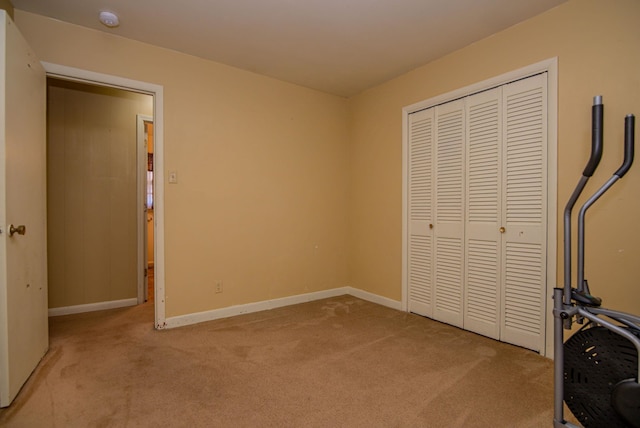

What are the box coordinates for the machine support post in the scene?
[553,288,566,426]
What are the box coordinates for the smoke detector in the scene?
[99,11,120,28]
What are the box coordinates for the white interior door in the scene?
[463,88,502,340]
[0,11,48,407]
[500,74,547,352]
[406,73,548,352]
[407,108,434,317]
[433,100,465,328]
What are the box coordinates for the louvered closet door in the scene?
[500,74,547,352]
[407,108,434,317]
[463,88,502,340]
[433,100,465,328]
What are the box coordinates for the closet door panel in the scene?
[500,73,547,352]
[407,108,434,317]
[433,100,465,328]
[464,88,502,340]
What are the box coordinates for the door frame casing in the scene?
[401,57,558,357]
[42,62,166,329]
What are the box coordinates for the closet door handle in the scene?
[499,227,506,234]
[9,224,26,237]
[429,224,433,229]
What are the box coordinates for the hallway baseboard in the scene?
[48,298,138,317]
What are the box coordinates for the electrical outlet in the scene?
[215,280,223,294]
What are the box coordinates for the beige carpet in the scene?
[0,295,564,427]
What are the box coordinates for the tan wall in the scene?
[47,79,153,308]
[15,9,350,318]
[348,0,640,314]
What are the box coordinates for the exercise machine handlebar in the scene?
[577,112,635,295]
[583,95,604,177]
[614,114,635,178]
[562,96,604,303]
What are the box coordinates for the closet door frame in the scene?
[401,58,558,357]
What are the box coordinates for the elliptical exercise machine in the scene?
[554,96,640,427]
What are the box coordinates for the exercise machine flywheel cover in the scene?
[564,325,639,427]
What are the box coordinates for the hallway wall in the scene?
[47,78,153,308]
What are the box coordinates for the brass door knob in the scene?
[429,224,433,229]
[499,226,506,234]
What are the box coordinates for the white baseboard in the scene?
[164,286,402,329]
[345,286,403,311]
[49,298,138,317]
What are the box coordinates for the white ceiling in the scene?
[12,0,567,97]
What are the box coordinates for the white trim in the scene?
[48,298,137,317]
[164,287,403,329]
[401,108,409,312]
[41,62,166,330]
[545,60,559,359]
[165,288,350,329]
[402,58,557,114]
[347,287,403,311]
[401,58,558,357]
[0,11,10,407]
[43,63,159,95]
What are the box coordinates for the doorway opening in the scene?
[137,115,155,304]
[42,62,165,328]
[46,77,154,315]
